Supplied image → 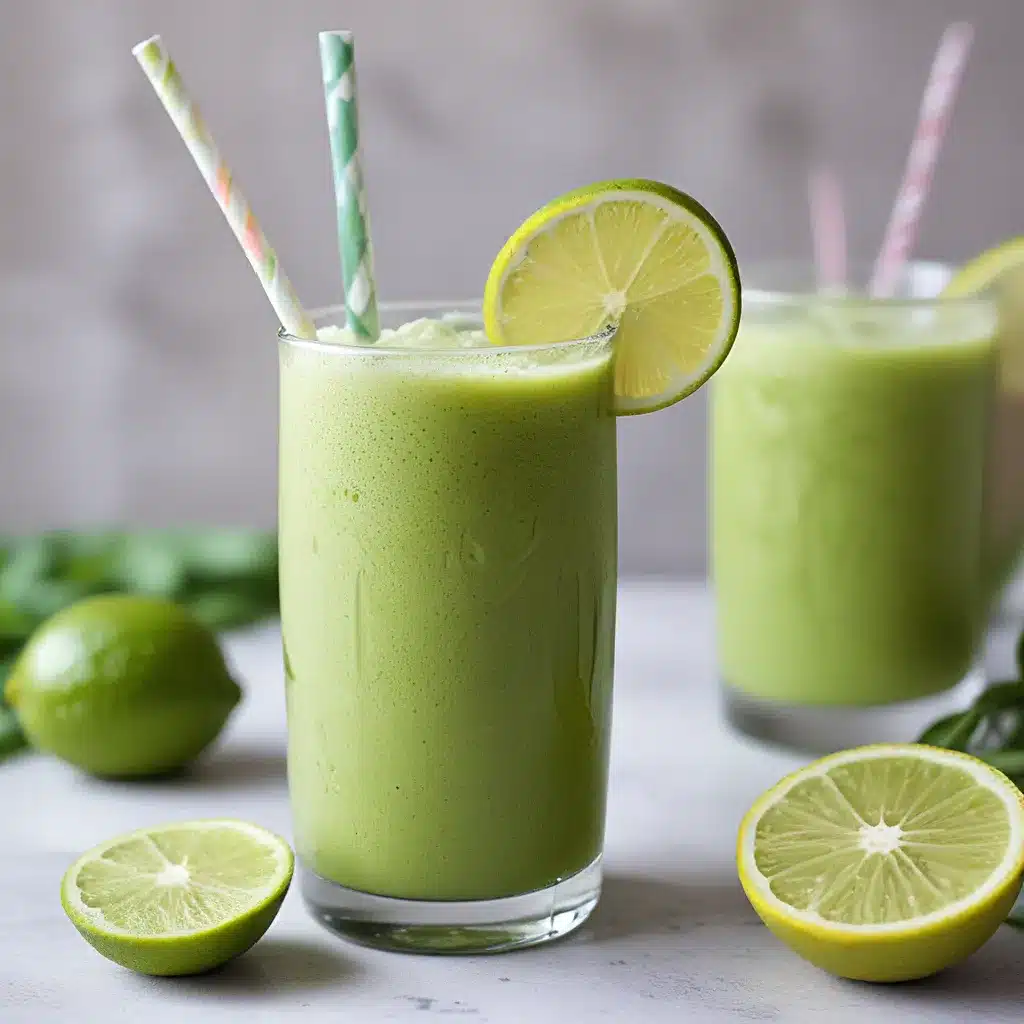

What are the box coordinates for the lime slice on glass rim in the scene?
[944,237,1024,393]
[737,743,1024,982]
[483,179,741,414]
[61,819,294,976]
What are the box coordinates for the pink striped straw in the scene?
[808,166,847,292]
[869,22,974,298]
[133,35,315,337]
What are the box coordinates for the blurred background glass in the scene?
[1,0,1021,577]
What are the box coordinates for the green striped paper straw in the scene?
[133,35,315,338]
[319,31,380,341]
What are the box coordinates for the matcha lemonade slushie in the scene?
[128,29,742,958]
[713,270,998,751]
[279,180,741,954]
[280,308,619,912]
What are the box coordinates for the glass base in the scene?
[300,856,602,954]
[722,668,986,756]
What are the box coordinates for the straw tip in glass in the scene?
[319,29,355,43]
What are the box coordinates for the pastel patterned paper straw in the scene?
[132,35,316,338]
[808,166,847,292]
[319,31,380,340]
[869,22,974,298]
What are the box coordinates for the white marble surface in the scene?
[3,580,1023,1023]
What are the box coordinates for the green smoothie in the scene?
[279,316,617,901]
[712,297,997,706]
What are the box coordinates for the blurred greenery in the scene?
[0,529,278,761]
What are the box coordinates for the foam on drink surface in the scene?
[312,315,613,380]
[317,316,489,350]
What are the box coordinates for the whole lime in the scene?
[4,594,242,776]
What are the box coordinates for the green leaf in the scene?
[917,709,982,751]
[972,748,1024,777]
[185,588,276,631]
[18,578,98,621]
[974,680,1024,716]
[178,529,278,582]
[919,681,1024,754]
[0,704,27,761]
[1007,896,1024,929]
[113,535,188,597]
[0,599,34,652]
[0,535,61,605]
[56,530,125,588]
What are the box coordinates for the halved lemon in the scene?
[483,179,741,414]
[737,744,1024,982]
[944,238,1024,393]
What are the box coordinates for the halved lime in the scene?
[737,744,1024,982]
[61,819,294,975]
[944,238,1024,393]
[483,179,741,414]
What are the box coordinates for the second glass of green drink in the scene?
[279,301,618,953]
[712,265,999,752]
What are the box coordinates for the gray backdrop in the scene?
[2,0,1021,574]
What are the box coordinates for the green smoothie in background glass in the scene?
[712,265,999,750]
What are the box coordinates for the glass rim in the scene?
[742,259,994,313]
[278,299,617,356]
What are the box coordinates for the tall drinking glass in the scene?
[712,266,999,752]
[278,302,618,953]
